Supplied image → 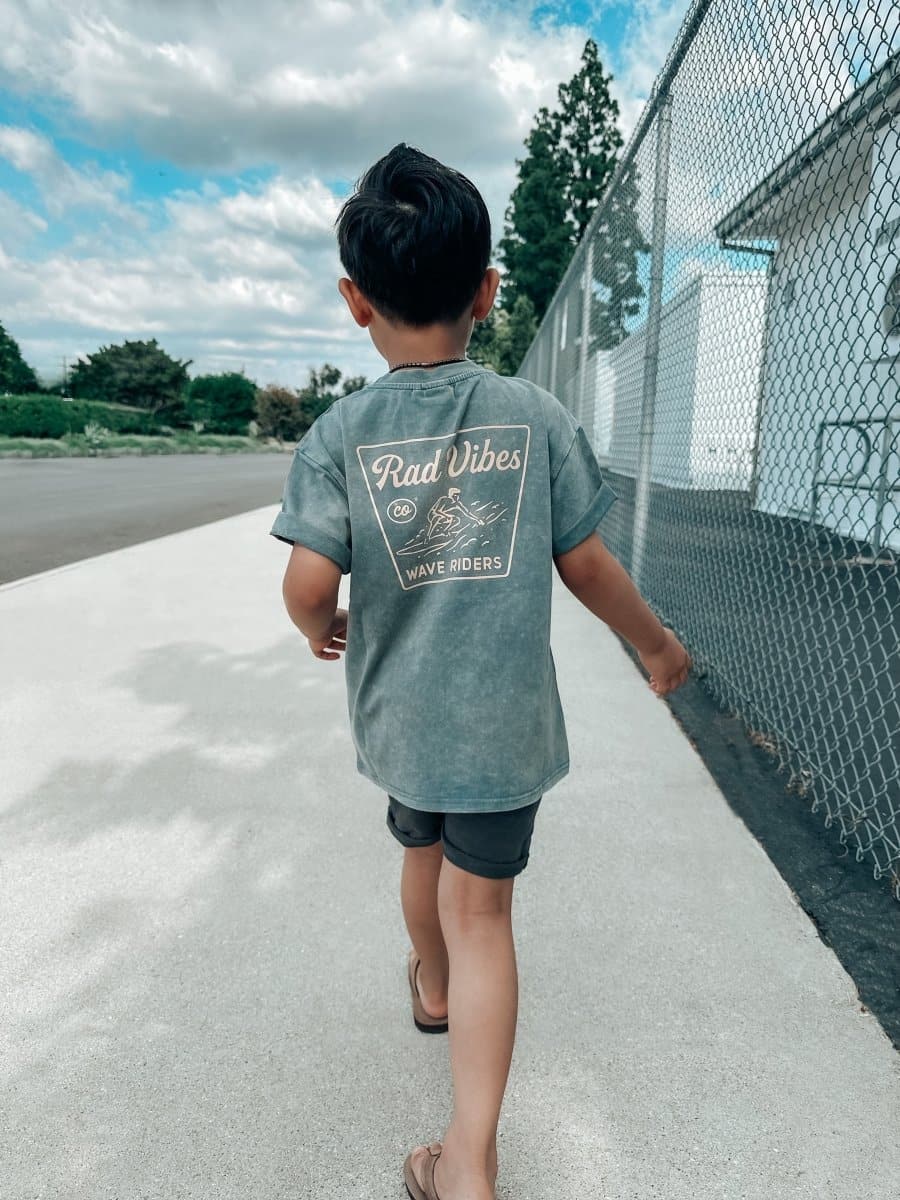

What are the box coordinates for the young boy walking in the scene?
[271,143,691,1200]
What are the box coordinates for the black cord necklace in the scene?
[387,356,468,373]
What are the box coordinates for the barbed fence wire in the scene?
[517,0,900,898]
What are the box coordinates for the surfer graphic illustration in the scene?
[426,487,485,540]
[396,486,498,558]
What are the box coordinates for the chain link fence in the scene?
[517,0,900,898]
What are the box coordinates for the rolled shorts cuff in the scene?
[385,801,440,848]
[385,795,538,879]
[440,834,531,879]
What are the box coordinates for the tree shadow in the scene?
[3,637,457,1198]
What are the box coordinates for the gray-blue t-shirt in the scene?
[270,357,618,813]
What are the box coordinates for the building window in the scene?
[560,296,568,350]
[880,268,900,339]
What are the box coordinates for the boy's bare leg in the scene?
[410,855,515,1199]
[401,843,449,1017]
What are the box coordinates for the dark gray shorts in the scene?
[386,794,542,879]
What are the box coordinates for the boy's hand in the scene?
[308,607,348,661]
[638,625,692,697]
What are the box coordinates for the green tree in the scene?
[255,385,303,443]
[466,308,501,370]
[0,321,39,394]
[556,38,623,244]
[587,159,650,352]
[69,339,192,423]
[496,37,648,348]
[187,372,258,434]
[497,293,539,375]
[296,364,367,431]
[496,104,573,324]
[255,365,368,443]
[556,39,649,351]
[466,293,538,377]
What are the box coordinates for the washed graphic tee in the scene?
[270,358,618,813]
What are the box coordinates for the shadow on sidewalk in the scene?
[3,638,463,1198]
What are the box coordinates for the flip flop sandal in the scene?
[408,948,449,1034]
[403,1140,445,1200]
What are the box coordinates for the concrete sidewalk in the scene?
[2,507,897,1200]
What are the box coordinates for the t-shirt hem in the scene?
[357,759,570,812]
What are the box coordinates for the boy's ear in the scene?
[338,277,372,328]
[472,268,501,321]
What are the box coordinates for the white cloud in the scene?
[0,173,366,384]
[0,191,47,246]
[0,125,130,217]
[0,0,688,384]
[0,0,587,173]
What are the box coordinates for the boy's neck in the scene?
[381,329,470,372]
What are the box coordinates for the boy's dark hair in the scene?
[334,143,491,328]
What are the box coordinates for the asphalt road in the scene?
[0,453,293,584]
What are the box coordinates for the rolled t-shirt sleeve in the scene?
[551,423,618,556]
[270,414,351,574]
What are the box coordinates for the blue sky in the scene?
[0,0,698,386]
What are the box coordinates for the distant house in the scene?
[714,54,900,555]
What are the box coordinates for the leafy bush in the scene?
[0,432,288,458]
[186,372,258,434]
[0,396,163,438]
[255,385,304,442]
[82,422,113,452]
[68,338,191,416]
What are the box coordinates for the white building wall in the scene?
[753,117,899,552]
[592,270,767,490]
[692,274,768,489]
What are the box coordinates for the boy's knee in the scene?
[438,855,514,922]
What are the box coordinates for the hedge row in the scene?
[0,395,164,438]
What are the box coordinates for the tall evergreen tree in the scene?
[496,105,574,324]
[501,293,539,374]
[587,159,650,352]
[0,321,39,393]
[556,38,623,244]
[466,307,500,370]
[556,39,650,351]
[496,37,650,350]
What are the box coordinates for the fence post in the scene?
[578,241,594,433]
[872,419,893,557]
[632,88,673,590]
[550,305,560,397]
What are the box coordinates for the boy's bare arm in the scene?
[554,532,692,696]
[281,544,347,660]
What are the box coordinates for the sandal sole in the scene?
[408,950,449,1033]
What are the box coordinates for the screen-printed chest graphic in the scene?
[356,424,530,590]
